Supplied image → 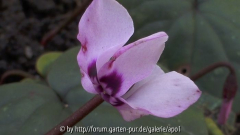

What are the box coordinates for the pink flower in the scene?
[77,0,201,121]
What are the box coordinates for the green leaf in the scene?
[196,92,222,111]
[36,52,62,77]
[0,82,72,135]
[47,47,81,98]
[21,78,48,86]
[118,0,240,113]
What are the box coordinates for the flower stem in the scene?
[190,62,235,81]
[45,95,104,135]
[0,70,35,84]
[190,62,238,125]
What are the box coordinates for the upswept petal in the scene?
[77,0,134,76]
[98,32,168,97]
[122,66,201,118]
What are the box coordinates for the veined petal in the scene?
[77,0,134,76]
[123,66,201,118]
[98,32,168,97]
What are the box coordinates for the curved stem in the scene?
[45,95,104,135]
[0,70,35,84]
[190,62,237,125]
[190,62,235,81]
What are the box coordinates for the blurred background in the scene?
[0,0,240,135]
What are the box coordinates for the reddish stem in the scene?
[0,70,35,84]
[45,95,104,135]
[190,62,237,125]
[190,62,235,81]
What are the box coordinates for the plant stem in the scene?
[45,95,104,135]
[0,70,35,84]
[190,62,235,81]
[41,0,93,46]
[190,62,237,125]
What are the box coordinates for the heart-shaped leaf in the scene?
[47,47,81,99]
[0,82,72,135]
[118,0,240,113]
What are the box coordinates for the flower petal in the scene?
[80,69,98,94]
[123,66,201,118]
[98,32,168,97]
[77,0,134,75]
[123,65,164,99]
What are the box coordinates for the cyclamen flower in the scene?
[77,0,201,121]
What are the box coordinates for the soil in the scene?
[0,0,81,79]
